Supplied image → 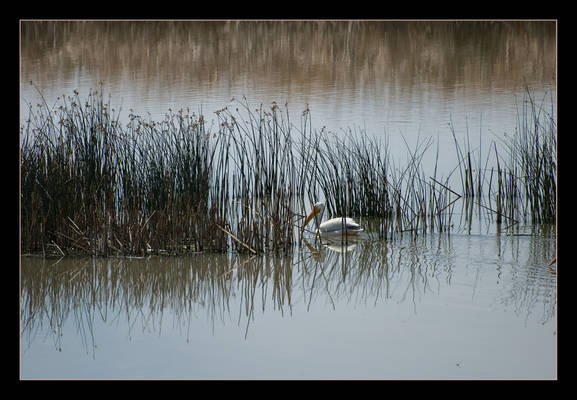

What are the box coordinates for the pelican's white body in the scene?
[317,217,362,234]
[302,202,363,234]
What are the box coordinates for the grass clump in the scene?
[20,87,556,257]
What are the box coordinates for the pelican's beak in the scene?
[302,206,319,231]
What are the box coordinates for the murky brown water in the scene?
[20,20,556,379]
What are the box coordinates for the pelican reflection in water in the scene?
[301,201,363,235]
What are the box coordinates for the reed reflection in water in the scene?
[20,20,556,141]
[21,232,556,379]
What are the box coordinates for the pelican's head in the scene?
[302,201,325,231]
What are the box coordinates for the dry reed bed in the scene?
[20,88,556,257]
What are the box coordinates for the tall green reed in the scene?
[448,88,556,225]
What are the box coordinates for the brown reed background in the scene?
[21,21,556,107]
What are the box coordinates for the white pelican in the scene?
[301,202,363,235]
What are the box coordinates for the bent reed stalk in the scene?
[20,88,556,257]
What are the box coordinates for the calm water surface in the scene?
[20,20,557,379]
[20,21,556,173]
[21,231,556,379]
